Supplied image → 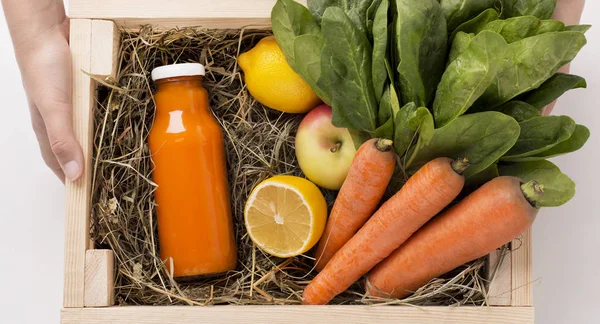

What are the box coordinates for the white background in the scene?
[0,1,598,323]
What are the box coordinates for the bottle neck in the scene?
[154,76,209,115]
[155,75,204,91]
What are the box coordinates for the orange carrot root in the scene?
[366,176,541,299]
[303,157,467,305]
[314,138,396,272]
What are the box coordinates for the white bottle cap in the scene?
[151,63,206,81]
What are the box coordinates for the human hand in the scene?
[4,1,83,183]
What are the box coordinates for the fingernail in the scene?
[63,160,81,181]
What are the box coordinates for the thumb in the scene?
[40,101,84,182]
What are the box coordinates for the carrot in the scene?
[303,157,468,305]
[314,138,396,271]
[366,176,542,299]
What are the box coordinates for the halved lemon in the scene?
[244,175,327,258]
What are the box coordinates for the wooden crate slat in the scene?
[84,250,115,307]
[511,229,533,306]
[61,306,534,324]
[70,0,307,29]
[64,18,94,308]
[91,20,121,79]
[487,247,512,306]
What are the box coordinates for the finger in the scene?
[29,103,65,182]
[32,40,85,182]
[37,92,84,182]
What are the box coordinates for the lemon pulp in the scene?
[244,176,327,258]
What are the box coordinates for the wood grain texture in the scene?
[85,250,115,307]
[109,18,273,30]
[69,0,306,29]
[70,0,306,18]
[512,229,533,306]
[91,20,121,78]
[487,247,512,306]
[64,19,93,308]
[61,306,534,324]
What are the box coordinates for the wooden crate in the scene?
[63,1,534,323]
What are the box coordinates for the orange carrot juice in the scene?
[149,63,237,279]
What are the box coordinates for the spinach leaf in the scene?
[394,0,448,107]
[450,8,499,43]
[318,43,335,101]
[520,73,587,109]
[404,107,435,161]
[308,0,372,32]
[501,0,557,20]
[483,16,541,43]
[374,118,395,140]
[565,25,592,34]
[498,160,575,207]
[366,0,383,35]
[434,31,507,127]
[483,17,564,41]
[448,32,474,64]
[497,101,541,122]
[375,85,400,140]
[372,0,389,102]
[440,0,498,32]
[474,31,587,109]
[394,103,435,160]
[272,0,331,103]
[272,0,321,68]
[526,124,590,160]
[321,7,378,132]
[392,102,415,156]
[502,115,576,161]
[537,20,565,34]
[378,87,393,126]
[407,111,521,178]
[292,35,331,104]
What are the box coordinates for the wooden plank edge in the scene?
[111,18,273,30]
[69,0,307,20]
[511,229,533,306]
[84,250,115,307]
[486,246,512,306]
[64,18,94,308]
[91,20,121,79]
[62,306,534,324]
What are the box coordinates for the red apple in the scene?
[295,104,357,190]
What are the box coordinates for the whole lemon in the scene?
[238,36,322,114]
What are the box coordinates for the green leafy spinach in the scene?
[393,0,448,107]
[407,111,521,178]
[501,0,557,20]
[502,115,576,161]
[450,8,499,43]
[498,160,575,207]
[321,7,378,132]
[497,101,541,122]
[440,0,498,32]
[474,31,587,109]
[434,31,507,127]
[520,73,587,109]
[372,0,389,102]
